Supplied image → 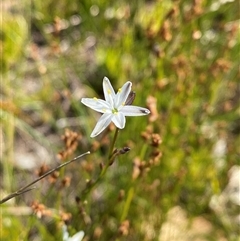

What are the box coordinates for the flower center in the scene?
[112,108,118,114]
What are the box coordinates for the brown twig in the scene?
[0,151,90,205]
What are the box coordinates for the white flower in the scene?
[62,225,84,241]
[81,77,150,137]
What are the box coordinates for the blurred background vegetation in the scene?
[1,0,239,240]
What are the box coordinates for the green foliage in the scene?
[1,13,28,72]
[1,0,239,240]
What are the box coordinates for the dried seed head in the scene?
[48,171,59,183]
[151,133,162,147]
[58,129,81,161]
[61,176,71,187]
[60,211,72,224]
[31,201,52,218]
[150,150,162,165]
[36,164,49,177]
[141,125,153,140]
[146,96,158,122]
[132,158,148,180]
[119,147,131,154]
[118,220,130,236]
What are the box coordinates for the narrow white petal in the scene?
[68,231,84,241]
[112,112,126,129]
[103,77,115,107]
[81,98,111,113]
[62,225,69,241]
[90,113,113,137]
[120,106,150,116]
[115,81,132,108]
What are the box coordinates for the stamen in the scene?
[107,89,111,94]
[93,97,98,100]
[118,88,122,93]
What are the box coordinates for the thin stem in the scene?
[119,141,148,222]
[82,128,119,197]
[108,128,119,160]
[0,151,90,205]
[120,186,134,222]
[101,128,119,177]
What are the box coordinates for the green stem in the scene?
[82,128,119,197]
[120,186,134,222]
[99,128,119,178]
[115,185,135,240]
[119,141,147,223]
[108,128,119,159]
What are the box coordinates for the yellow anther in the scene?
[107,89,111,94]
[93,97,98,100]
[122,102,125,106]
[118,88,122,93]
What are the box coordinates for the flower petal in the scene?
[112,112,126,129]
[81,98,111,113]
[115,81,132,108]
[90,113,112,137]
[103,77,115,107]
[120,105,150,116]
[62,225,69,241]
[68,231,84,241]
